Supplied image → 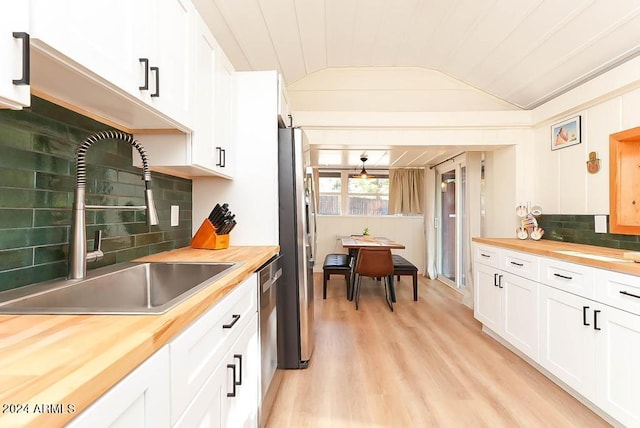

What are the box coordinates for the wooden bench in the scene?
[392,255,418,301]
[323,253,351,299]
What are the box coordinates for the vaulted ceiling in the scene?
[194,0,640,110]
[192,0,640,169]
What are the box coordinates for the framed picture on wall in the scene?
[551,115,581,150]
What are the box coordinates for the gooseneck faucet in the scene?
[68,130,159,279]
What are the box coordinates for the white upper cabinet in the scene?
[0,1,30,109]
[212,49,235,177]
[135,17,235,178]
[28,0,195,129]
[29,0,148,95]
[143,0,195,128]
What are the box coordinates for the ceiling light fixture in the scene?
[352,155,374,179]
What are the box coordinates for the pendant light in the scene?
[352,155,374,179]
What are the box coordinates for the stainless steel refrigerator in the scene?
[277,126,317,369]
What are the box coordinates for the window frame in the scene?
[317,170,391,216]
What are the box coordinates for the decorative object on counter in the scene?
[586,151,600,174]
[363,227,370,236]
[551,115,581,150]
[191,203,237,249]
[516,202,544,240]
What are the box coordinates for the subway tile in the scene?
[0,248,33,270]
[32,134,76,158]
[35,171,75,192]
[135,232,164,246]
[0,96,192,291]
[116,246,150,264]
[34,209,72,227]
[0,209,33,229]
[34,245,66,264]
[0,124,33,150]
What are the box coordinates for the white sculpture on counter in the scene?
[516,202,544,240]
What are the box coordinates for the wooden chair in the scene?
[353,248,394,311]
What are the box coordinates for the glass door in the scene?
[436,160,467,288]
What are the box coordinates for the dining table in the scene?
[341,236,406,301]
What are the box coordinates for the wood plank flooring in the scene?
[265,273,610,427]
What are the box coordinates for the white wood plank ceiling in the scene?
[194,0,640,110]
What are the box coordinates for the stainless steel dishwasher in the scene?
[257,254,282,427]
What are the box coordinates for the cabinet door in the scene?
[474,263,502,334]
[222,314,259,428]
[0,1,30,109]
[595,307,640,427]
[29,0,148,95]
[192,15,218,171]
[173,358,225,428]
[213,51,235,176]
[67,347,170,428]
[502,272,539,361]
[539,285,596,396]
[149,0,195,129]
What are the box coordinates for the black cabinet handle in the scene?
[498,274,504,289]
[582,306,590,326]
[480,253,490,258]
[493,273,498,287]
[233,354,242,386]
[220,149,226,167]
[139,58,149,90]
[510,261,524,267]
[12,32,30,85]
[553,273,573,280]
[620,290,640,300]
[215,146,222,167]
[222,314,240,329]
[594,310,601,331]
[150,66,160,97]
[226,364,237,397]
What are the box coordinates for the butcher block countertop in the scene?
[0,245,279,428]
[473,238,640,276]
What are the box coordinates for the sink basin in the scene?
[0,262,241,315]
[553,250,632,263]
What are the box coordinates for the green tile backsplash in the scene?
[539,214,640,251]
[0,97,192,292]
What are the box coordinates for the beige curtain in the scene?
[389,169,424,215]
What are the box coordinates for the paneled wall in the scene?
[0,97,192,292]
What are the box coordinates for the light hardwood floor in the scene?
[265,273,610,428]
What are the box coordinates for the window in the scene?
[318,171,389,216]
[318,172,341,215]
[348,175,388,215]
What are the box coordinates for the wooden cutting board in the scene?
[623,252,640,262]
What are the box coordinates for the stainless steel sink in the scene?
[0,262,241,315]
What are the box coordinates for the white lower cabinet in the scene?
[174,313,259,428]
[474,249,539,361]
[68,273,260,428]
[68,347,171,428]
[474,242,640,427]
[539,284,596,396]
[170,273,259,426]
[594,301,640,427]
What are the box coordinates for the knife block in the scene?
[190,218,230,250]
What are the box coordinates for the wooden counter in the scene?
[473,238,640,276]
[0,246,279,428]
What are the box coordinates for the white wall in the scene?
[531,86,640,215]
[192,71,279,246]
[315,216,425,273]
